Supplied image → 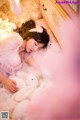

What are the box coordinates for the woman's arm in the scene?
[0,73,18,93]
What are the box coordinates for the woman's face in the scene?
[25,38,44,53]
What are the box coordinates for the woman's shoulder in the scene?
[0,32,23,55]
[1,31,23,43]
[7,32,23,49]
[5,32,23,45]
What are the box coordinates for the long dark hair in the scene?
[15,20,49,48]
[27,26,49,48]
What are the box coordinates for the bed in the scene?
[0,0,79,120]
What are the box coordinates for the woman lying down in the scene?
[0,19,49,92]
[0,19,51,119]
[0,18,79,120]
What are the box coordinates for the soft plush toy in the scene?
[0,65,51,120]
[0,70,39,101]
[10,70,39,89]
[0,70,40,119]
[10,70,39,102]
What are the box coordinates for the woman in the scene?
[0,20,49,93]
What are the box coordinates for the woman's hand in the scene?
[2,77,19,93]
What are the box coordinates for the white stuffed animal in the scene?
[0,70,39,117]
[11,70,39,102]
[9,70,39,89]
[0,68,50,120]
[0,70,39,100]
[11,70,52,120]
